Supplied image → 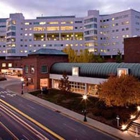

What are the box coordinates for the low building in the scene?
[22,48,68,89]
[50,63,140,96]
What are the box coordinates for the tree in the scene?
[59,71,71,91]
[115,50,123,63]
[98,75,140,107]
[63,47,95,63]
[63,46,77,62]
[94,53,104,63]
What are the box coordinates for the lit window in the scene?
[29,33,32,36]
[61,22,66,24]
[25,34,28,36]
[112,18,115,20]
[29,45,32,47]
[12,44,15,47]
[39,22,46,25]
[33,27,46,31]
[24,50,28,53]
[61,26,73,30]
[25,22,30,25]
[25,28,27,30]
[30,66,35,73]
[12,20,16,25]
[47,27,59,31]
[2,63,6,67]
[8,63,12,68]
[48,22,59,24]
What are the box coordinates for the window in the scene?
[41,65,48,73]
[2,63,6,67]
[8,63,12,67]
[30,66,35,73]
[25,66,28,73]
[47,26,59,31]
[60,26,73,30]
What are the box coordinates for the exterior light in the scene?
[130,114,136,119]
[137,106,140,111]
[21,77,24,94]
[116,115,120,128]
[82,94,88,122]
[83,94,87,100]
[121,124,127,130]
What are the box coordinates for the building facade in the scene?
[22,48,68,89]
[0,9,140,58]
[124,36,140,63]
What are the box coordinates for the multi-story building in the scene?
[84,9,140,57]
[0,9,140,58]
[6,13,85,57]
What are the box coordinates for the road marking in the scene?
[1,99,65,140]
[0,122,19,140]
[1,105,48,140]
[22,135,30,140]
[27,104,35,110]
[63,123,77,131]
[0,95,5,98]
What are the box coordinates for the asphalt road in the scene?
[0,109,40,140]
[0,88,117,140]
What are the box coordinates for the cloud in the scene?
[0,0,140,19]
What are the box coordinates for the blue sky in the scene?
[0,0,140,19]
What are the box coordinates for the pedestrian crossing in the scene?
[0,90,16,98]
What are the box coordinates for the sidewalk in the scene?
[1,78,140,140]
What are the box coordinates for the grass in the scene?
[30,88,138,128]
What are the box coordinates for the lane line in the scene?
[1,106,48,140]
[0,99,65,140]
[0,122,19,140]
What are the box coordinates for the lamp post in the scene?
[83,94,88,122]
[116,115,120,128]
[21,77,24,95]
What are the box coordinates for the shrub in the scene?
[92,108,102,116]
[101,110,114,120]
[0,77,7,81]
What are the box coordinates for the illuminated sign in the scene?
[117,68,129,77]
[72,67,79,76]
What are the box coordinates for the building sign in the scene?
[117,68,129,77]
[72,67,79,76]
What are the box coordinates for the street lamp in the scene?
[116,115,120,128]
[82,94,88,122]
[21,77,24,94]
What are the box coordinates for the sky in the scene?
[0,0,140,19]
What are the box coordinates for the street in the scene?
[0,87,117,140]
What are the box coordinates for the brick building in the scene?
[124,36,140,63]
[22,48,68,89]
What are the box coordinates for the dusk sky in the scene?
[0,0,140,19]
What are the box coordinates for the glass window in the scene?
[8,63,12,67]
[41,65,48,73]
[2,63,6,67]
[30,66,35,73]
[25,66,28,73]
